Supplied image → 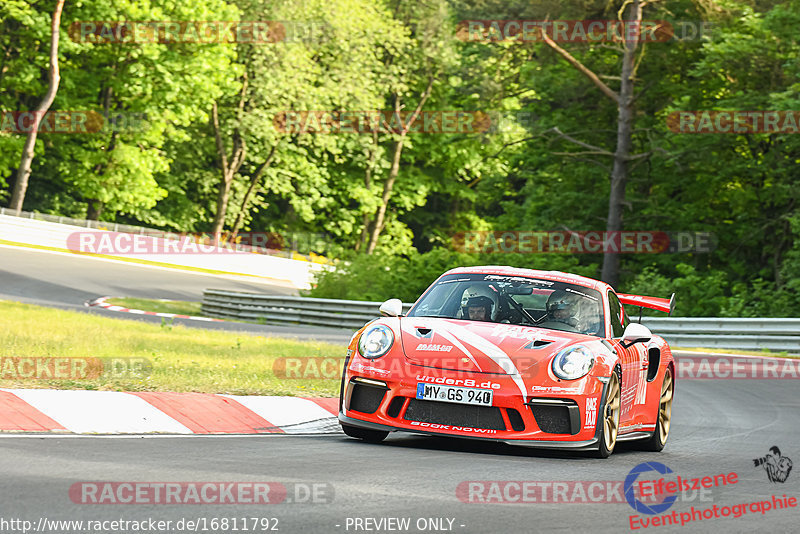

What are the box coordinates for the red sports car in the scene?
[338,266,675,458]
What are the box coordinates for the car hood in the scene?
[399,317,593,375]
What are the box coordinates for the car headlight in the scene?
[358,324,394,359]
[552,345,595,380]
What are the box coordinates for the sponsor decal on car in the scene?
[490,324,541,341]
[531,385,583,394]
[619,423,657,432]
[584,397,598,429]
[350,361,391,376]
[409,421,498,434]
[415,344,453,352]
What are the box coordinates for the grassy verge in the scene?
[105,297,203,317]
[0,300,345,396]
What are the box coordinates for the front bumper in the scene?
[339,413,600,450]
[340,353,608,448]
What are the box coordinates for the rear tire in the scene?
[594,371,621,458]
[341,423,389,443]
[636,367,673,452]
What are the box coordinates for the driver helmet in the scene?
[461,285,497,321]
[464,296,493,322]
[546,290,580,325]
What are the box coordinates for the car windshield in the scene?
[407,273,605,337]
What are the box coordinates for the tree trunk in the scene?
[600,1,641,288]
[210,74,248,242]
[357,129,380,251]
[87,200,104,221]
[9,0,65,213]
[364,78,433,254]
[366,135,405,254]
[210,101,246,241]
[230,145,277,238]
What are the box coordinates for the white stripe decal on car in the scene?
[443,323,528,398]
[401,320,483,371]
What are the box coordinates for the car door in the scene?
[607,290,647,425]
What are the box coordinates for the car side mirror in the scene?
[621,323,652,348]
[379,298,403,317]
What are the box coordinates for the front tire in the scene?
[341,423,389,443]
[594,371,621,458]
[636,367,673,452]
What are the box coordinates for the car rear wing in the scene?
[618,293,676,316]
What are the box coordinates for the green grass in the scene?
[105,297,203,317]
[0,300,346,396]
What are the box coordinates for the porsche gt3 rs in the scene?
[338,266,675,458]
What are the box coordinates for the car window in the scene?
[608,291,625,338]
[408,273,605,337]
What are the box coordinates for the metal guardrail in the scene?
[202,290,800,351]
[202,290,413,330]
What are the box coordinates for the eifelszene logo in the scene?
[625,462,678,515]
[753,446,793,483]
[624,462,735,516]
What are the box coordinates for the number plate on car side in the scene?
[415,383,493,406]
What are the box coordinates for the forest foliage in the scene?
[2,0,799,316]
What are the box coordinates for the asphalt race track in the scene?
[0,246,354,344]
[1,244,798,532]
[0,379,797,533]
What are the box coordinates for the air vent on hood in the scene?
[415,328,433,338]
[523,339,553,349]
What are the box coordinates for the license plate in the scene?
[415,383,493,406]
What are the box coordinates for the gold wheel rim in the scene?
[658,369,673,443]
[603,373,620,451]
